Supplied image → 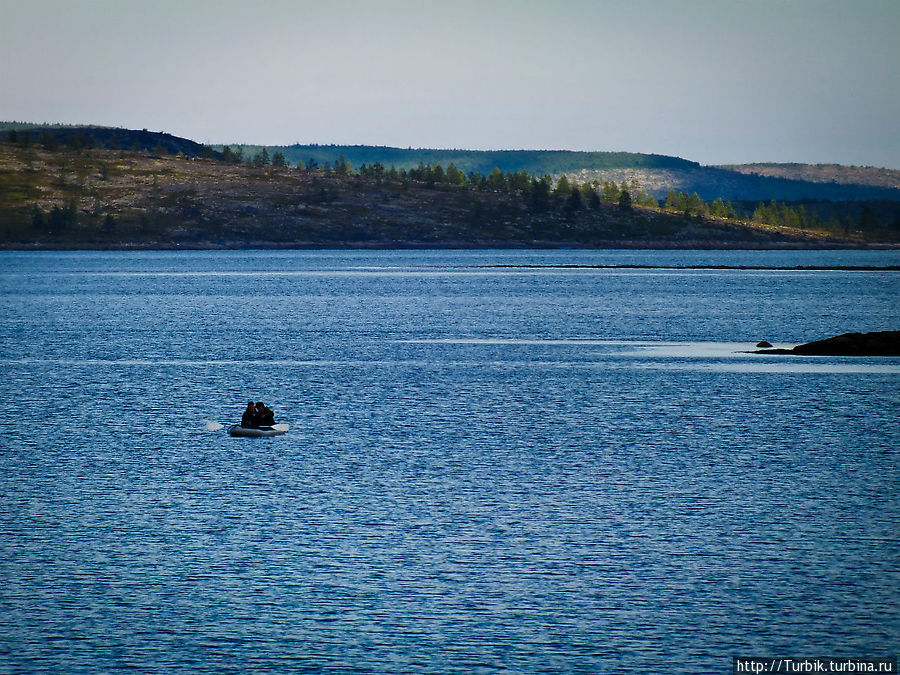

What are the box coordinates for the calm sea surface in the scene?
[1,249,898,673]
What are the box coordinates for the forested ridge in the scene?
[1,124,898,249]
[226,144,900,202]
[222,144,699,176]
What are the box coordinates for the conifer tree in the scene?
[566,187,584,212]
[487,167,506,191]
[530,176,553,212]
[446,163,465,185]
[554,175,572,198]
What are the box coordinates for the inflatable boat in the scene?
[228,424,289,437]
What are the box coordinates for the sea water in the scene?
[1,249,898,673]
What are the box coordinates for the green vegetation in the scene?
[217,143,900,204]
[2,124,216,158]
[1,124,898,249]
[720,163,900,191]
[662,189,899,239]
[217,143,700,177]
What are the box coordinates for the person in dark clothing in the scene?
[241,401,259,428]
[256,401,276,426]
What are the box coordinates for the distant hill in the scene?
[0,123,216,158]
[223,143,900,203]
[4,138,893,250]
[6,125,898,202]
[563,165,900,202]
[220,144,699,176]
[2,123,898,249]
[719,163,900,190]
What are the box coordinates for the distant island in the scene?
[754,331,900,356]
[1,123,898,250]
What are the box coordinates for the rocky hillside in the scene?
[563,165,900,202]
[230,143,900,203]
[0,140,896,250]
[0,124,216,158]
[6,124,899,204]
[719,163,900,190]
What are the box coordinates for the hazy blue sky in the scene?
[2,0,898,167]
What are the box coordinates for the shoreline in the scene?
[2,240,899,252]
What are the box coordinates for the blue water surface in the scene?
[1,249,898,673]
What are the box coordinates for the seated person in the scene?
[241,401,260,428]
[256,401,276,426]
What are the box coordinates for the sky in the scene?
[2,0,899,168]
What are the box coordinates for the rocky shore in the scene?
[754,331,900,356]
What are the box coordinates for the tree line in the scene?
[663,189,891,234]
[221,143,700,177]
[223,145,895,232]
[9,130,891,235]
[223,146,660,214]
[3,128,211,157]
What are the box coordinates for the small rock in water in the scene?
[756,340,773,348]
